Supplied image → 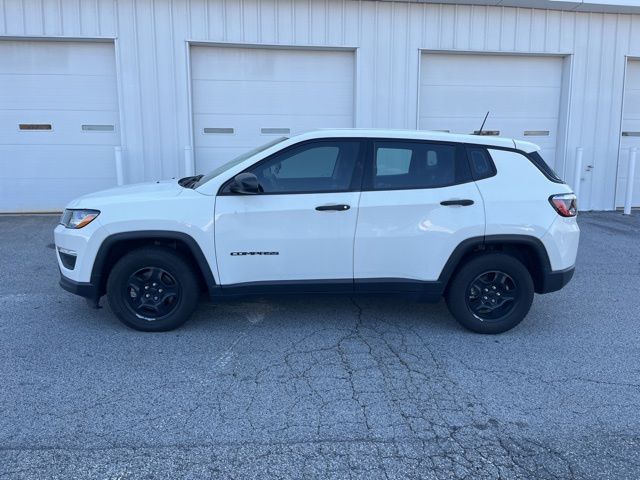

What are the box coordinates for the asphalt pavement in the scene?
[0,212,639,479]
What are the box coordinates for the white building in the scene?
[1,0,639,212]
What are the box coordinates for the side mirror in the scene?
[230,172,261,194]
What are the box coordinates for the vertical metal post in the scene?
[624,147,637,215]
[573,147,583,199]
[184,146,194,176]
[114,146,124,186]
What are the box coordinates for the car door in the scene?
[214,138,364,290]
[353,139,485,289]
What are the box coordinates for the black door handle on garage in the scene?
[315,204,350,211]
[440,199,474,207]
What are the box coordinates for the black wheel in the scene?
[106,246,199,332]
[445,253,534,334]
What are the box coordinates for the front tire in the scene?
[445,253,534,334]
[106,246,199,332]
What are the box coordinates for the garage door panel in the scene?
[627,60,640,76]
[621,118,640,132]
[419,53,562,169]
[621,92,640,119]
[0,177,116,212]
[617,60,640,207]
[195,147,253,170]
[0,41,116,76]
[193,113,352,147]
[421,54,562,87]
[194,133,280,151]
[419,86,561,118]
[192,81,352,116]
[192,46,354,172]
[194,114,353,173]
[419,116,558,140]
[620,118,640,144]
[0,75,117,111]
[0,40,120,212]
[191,47,353,83]
[615,147,640,207]
[0,145,116,179]
[0,111,119,144]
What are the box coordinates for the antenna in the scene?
[476,111,490,135]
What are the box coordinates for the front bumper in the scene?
[54,219,108,283]
[59,271,101,301]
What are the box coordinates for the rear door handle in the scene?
[315,204,350,211]
[440,199,474,207]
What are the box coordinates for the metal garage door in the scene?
[0,40,119,213]
[419,53,563,168]
[191,46,354,174]
[617,59,640,208]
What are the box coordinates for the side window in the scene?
[376,148,412,176]
[273,146,338,179]
[247,140,361,194]
[371,141,471,190]
[466,147,497,181]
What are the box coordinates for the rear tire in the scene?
[106,246,199,332]
[445,253,534,334]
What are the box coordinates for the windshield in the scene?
[193,137,288,188]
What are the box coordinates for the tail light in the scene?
[549,193,578,217]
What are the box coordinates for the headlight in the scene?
[60,209,100,229]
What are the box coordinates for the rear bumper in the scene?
[539,265,575,293]
[59,271,101,301]
[540,216,580,271]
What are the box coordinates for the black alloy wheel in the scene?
[124,266,181,321]
[466,270,518,321]
[445,253,534,334]
[107,246,199,332]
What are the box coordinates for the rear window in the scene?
[527,151,564,183]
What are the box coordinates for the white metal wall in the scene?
[1,0,640,210]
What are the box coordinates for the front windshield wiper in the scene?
[178,174,203,189]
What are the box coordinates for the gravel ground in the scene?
[0,212,639,479]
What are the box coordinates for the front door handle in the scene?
[440,199,474,207]
[315,204,350,211]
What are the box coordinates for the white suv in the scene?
[55,129,579,334]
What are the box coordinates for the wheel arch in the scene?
[90,231,217,298]
[439,235,552,294]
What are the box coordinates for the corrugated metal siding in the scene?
[1,0,639,209]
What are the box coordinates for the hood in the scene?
[66,180,183,209]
